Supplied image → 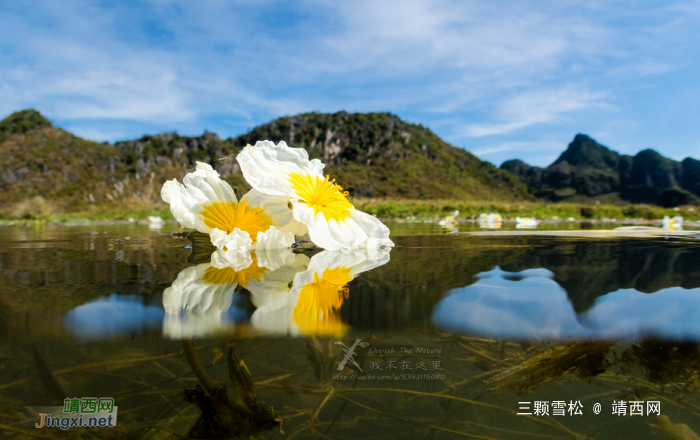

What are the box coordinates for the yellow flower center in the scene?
[202,257,266,288]
[200,198,272,244]
[289,173,353,222]
[293,267,353,335]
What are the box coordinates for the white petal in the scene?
[293,203,393,250]
[163,311,229,339]
[348,210,394,247]
[250,299,295,334]
[162,265,203,313]
[254,248,294,270]
[183,173,237,206]
[160,163,239,234]
[254,226,295,251]
[276,211,309,237]
[292,203,363,250]
[254,140,324,174]
[250,250,389,336]
[192,161,220,179]
[247,252,309,305]
[210,228,253,252]
[298,249,390,282]
[236,140,324,198]
[242,188,307,237]
[162,262,236,339]
[162,264,236,316]
[366,236,395,249]
[210,248,254,271]
[161,179,198,229]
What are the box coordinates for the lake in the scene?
[1,221,699,439]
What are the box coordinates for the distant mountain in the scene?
[0,110,531,215]
[501,134,700,207]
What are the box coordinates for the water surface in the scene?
[1,222,699,439]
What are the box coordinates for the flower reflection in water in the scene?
[252,249,390,336]
[162,249,308,338]
[163,248,390,338]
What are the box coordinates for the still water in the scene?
[1,222,699,439]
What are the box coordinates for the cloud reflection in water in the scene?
[64,294,165,340]
[432,267,700,341]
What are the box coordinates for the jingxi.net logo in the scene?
[334,339,370,372]
[23,397,118,430]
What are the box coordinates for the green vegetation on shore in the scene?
[355,199,698,221]
[3,198,697,223]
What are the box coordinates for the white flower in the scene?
[662,215,683,230]
[236,141,393,250]
[478,212,502,229]
[161,161,306,250]
[439,210,459,227]
[251,248,390,336]
[516,217,538,228]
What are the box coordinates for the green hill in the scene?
[0,110,531,217]
[229,112,530,199]
[0,109,52,144]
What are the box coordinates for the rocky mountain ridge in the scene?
[501,134,700,207]
[0,110,530,215]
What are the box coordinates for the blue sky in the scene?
[1,0,699,167]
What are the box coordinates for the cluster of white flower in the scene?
[479,212,502,228]
[662,215,683,230]
[161,140,394,251]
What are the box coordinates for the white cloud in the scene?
[471,140,560,157]
[465,87,608,137]
[323,0,587,74]
[68,127,132,143]
[0,0,698,158]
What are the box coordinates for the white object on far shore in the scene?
[516,217,538,228]
[439,210,459,227]
[662,215,683,230]
[478,212,502,229]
